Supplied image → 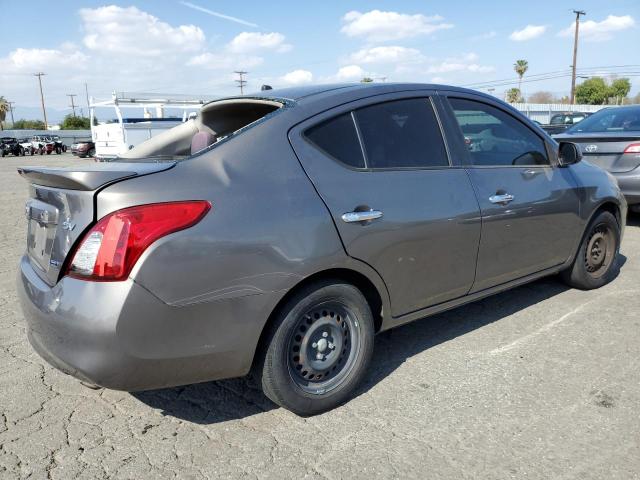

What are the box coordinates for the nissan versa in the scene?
[17,84,626,415]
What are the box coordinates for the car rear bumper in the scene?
[612,168,640,205]
[17,255,270,391]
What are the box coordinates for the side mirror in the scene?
[558,141,582,167]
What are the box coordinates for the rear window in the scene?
[354,99,448,169]
[567,107,640,133]
[305,113,365,168]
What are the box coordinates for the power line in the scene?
[234,71,248,95]
[570,10,587,104]
[67,94,78,117]
[33,72,48,130]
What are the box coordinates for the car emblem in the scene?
[585,144,598,153]
[62,218,76,231]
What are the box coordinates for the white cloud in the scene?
[427,53,494,74]
[228,32,292,54]
[341,10,453,42]
[80,6,205,56]
[334,65,366,81]
[559,15,635,41]
[347,46,425,65]
[5,48,88,72]
[187,52,263,70]
[280,70,313,85]
[509,25,546,41]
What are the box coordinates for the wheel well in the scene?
[594,201,621,226]
[251,268,384,370]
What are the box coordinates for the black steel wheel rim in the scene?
[287,301,361,395]
[584,223,615,279]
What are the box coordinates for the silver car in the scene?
[17,84,626,415]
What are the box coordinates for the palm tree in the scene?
[0,97,9,131]
[513,60,529,101]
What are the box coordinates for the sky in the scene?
[1,0,639,122]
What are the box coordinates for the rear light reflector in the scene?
[624,143,640,154]
[67,201,211,281]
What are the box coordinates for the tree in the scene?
[12,119,46,129]
[60,114,91,130]
[506,88,522,103]
[513,60,529,94]
[360,77,374,83]
[0,97,9,131]
[575,77,632,105]
[608,78,631,105]
[528,91,554,103]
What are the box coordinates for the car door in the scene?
[440,94,581,292]
[289,92,481,317]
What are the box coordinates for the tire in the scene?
[88,148,95,158]
[260,280,375,416]
[561,210,620,290]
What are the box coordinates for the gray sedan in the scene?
[555,105,640,210]
[17,83,626,415]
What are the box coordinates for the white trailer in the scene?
[89,93,214,160]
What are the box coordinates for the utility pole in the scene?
[84,82,90,111]
[570,10,586,105]
[33,72,48,130]
[67,94,78,117]
[234,71,248,95]
[7,101,15,125]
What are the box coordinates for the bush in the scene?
[12,119,46,130]
[60,114,91,130]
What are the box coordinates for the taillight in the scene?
[66,201,211,281]
[624,143,640,154]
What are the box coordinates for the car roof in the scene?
[250,82,481,102]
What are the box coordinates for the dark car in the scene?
[554,105,640,211]
[1,137,25,157]
[17,83,626,415]
[541,112,591,135]
[71,139,95,158]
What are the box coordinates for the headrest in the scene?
[191,131,217,155]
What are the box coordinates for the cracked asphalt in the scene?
[1,154,639,479]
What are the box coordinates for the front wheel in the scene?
[260,280,375,416]
[561,210,620,290]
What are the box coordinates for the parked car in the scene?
[28,135,63,155]
[555,105,640,211]
[541,112,591,135]
[70,139,95,158]
[1,137,25,157]
[49,135,67,153]
[18,138,35,155]
[17,84,626,415]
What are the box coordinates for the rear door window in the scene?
[354,99,449,169]
[449,98,549,167]
[304,113,365,168]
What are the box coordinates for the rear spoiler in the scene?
[17,162,176,191]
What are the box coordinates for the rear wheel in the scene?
[88,148,95,158]
[561,210,620,289]
[260,280,375,416]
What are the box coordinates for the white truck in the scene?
[90,93,215,160]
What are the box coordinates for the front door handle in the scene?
[341,209,383,223]
[489,193,515,205]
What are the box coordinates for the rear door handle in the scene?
[341,209,383,223]
[489,193,515,205]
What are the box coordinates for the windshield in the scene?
[567,107,640,133]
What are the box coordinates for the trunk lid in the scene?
[19,161,175,285]
[553,132,640,173]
